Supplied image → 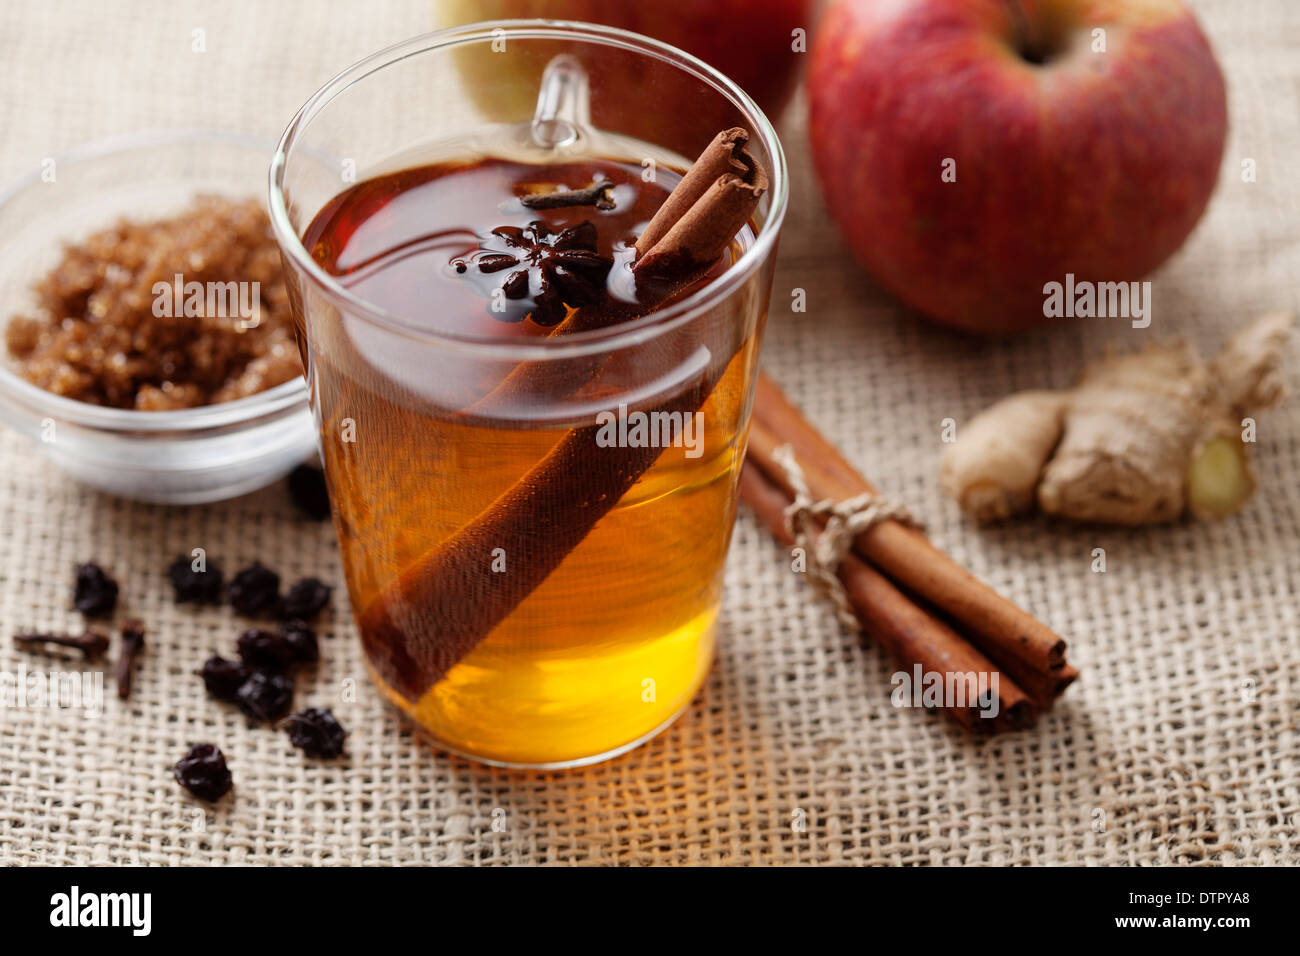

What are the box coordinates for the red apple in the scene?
[808,0,1228,333]
[441,0,812,121]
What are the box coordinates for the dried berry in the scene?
[228,563,281,617]
[282,619,319,665]
[286,707,347,759]
[173,743,232,802]
[287,464,331,521]
[236,628,296,672]
[452,220,613,326]
[200,656,249,700]
[167,554,224,604]
[235,670,294,722]
[116,621,145,700]
[13,629,109,660]
[73,562,119,617]
[280,578,331,621]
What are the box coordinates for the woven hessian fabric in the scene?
[0,1,1296,865]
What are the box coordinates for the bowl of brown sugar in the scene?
[0,130,316,503]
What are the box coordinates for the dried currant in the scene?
[73,562,119,617]
[282,619,319,666]
[228,563,281,617]
[452,220,613,326]
[280,578,331,621]
[285,707,347,759]
[287,464,331,521]
[173,743,233,802]
[236,628,296,672]
[167,554,224,604]
[200,655,249,700]
[235,670,294,722]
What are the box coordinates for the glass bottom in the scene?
[366,614,717,768]
[411,692,702,770]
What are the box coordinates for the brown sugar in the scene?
[4,195,301,410]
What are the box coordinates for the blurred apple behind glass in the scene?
[435,0,813,122]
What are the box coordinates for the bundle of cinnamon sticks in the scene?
[742,374,1076,732]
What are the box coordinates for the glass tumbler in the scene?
[270,21,787,767]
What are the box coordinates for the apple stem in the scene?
[1007,0,1048,65]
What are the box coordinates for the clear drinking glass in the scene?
[270,20,787,768]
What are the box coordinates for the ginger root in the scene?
[941,312,1293,525]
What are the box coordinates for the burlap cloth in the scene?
[1,0,1296,866]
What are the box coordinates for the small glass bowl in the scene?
[0,129,315,504]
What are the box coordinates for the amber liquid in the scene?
[301,153,761,766]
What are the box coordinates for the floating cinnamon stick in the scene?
[462,128,767,419]
[635,128,762,263]
[747,373,1068,675]
[740,463,1034,731]
[361,130,769,700]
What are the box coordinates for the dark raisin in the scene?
[228,563,281,617]
[73,563,119,617]
[282,619,319,665]
[287,464,331,521]
[173,744,233,802]
[286,707,347,758]
[236,628,296,672]
[200,655,249,700]
[167,554,224,604]
[235,670,294,722]
[280,577,331,621]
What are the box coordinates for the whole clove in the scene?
[519,180,615,211]
[116,620,145,700]
[14,628,110,660]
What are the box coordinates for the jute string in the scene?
[773,443,923,636]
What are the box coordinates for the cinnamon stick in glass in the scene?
[635,128,759,261]
[360,131,769,701]
[463,128,767,418]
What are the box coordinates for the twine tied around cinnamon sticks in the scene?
[742,373,1078,732]
[773,443,923,639]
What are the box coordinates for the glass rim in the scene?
[267,18,789,360]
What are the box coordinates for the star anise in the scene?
[452,220,613,326]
